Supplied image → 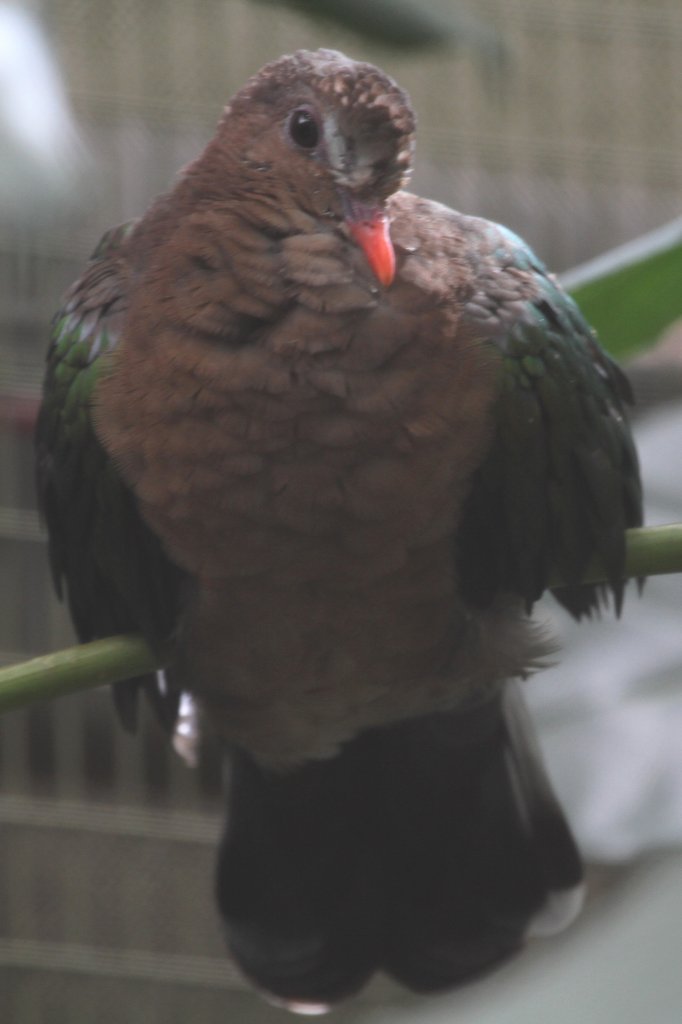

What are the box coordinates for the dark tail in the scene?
[215,685,583,1009]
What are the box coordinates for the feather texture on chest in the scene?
[94,237,498,588]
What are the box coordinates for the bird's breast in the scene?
[95,279,502,763]
[98,296,496,581]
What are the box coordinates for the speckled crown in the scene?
[312,49,415,170]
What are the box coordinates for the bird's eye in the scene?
[288,108,320,150]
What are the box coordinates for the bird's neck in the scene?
[126,179,379,350]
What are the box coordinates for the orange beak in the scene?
[344,204,396,288]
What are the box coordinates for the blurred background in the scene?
[1,1,681,1021]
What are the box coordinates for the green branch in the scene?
[0,635,159,714]
[606,523,682,581]
[1,524,682,716]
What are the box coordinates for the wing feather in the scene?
[36,223,184,729]
[456,218,642,618]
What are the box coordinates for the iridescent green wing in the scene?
[457,219,642,618]
[36,222,184,727]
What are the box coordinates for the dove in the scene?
[36,49,642,1011]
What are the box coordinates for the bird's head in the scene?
[207,50,416,287]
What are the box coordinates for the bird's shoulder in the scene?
[390,192,559,315]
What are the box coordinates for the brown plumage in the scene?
[38,49,642,1010]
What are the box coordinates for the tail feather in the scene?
[216,744,381,1006]
[216,687,583,1007]
[378,687,583,991]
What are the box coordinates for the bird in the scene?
[36,49,642,1012]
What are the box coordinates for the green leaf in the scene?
[254,0,504,58]
[562,217,682,360]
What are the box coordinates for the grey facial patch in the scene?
[322,112,390,191]
[322,112,350,176]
